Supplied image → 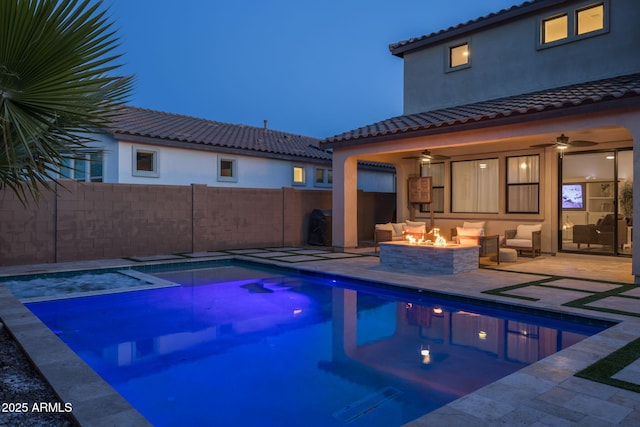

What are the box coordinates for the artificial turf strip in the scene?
[575,337,640,393]
[563,284,640,318]
[481,277,562,301]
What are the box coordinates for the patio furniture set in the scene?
[374,220,543,265]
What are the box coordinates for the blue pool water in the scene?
[26,263,607,426]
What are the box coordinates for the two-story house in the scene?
[68,106,395,193]
[322,0,640,280]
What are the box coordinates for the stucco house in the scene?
[321,0,640,279]
[66,106,395,193]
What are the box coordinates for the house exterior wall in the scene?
[91,135,393,192]
[403,0,640,114]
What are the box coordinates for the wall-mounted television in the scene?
[561,183,585,210]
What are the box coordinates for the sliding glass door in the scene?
[560,149,632,256]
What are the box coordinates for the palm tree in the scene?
[0,0,133,204]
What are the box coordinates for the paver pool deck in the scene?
[1,249,639,426]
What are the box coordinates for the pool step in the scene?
[117,270,179,288]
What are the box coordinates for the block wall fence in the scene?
[0,181,395,266]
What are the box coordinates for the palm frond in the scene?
[0,0,134,205]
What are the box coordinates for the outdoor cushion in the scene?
[403,224,426,235]
[514,224,542,239]
[504,238,532,248]
[463,221,486,230]
[455,227,483,245]
[375,223,394,232]
[391,223,405,237]
[405,220,427,227]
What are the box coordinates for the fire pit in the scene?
[379,231,479,274]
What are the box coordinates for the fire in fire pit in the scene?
[405,227,449,246]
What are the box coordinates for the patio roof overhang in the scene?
[320,73,640,150]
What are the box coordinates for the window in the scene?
[132,147,159,177]
[420,162,444,213]
[451,159,498,213]
[543,14,568,43]
[539,1,607,47]
[314,167,332,187]
[577,3,604,35]
[60,152,103,182]
[446,41,470,72]
[292,166,306,186]
[507,155,540,213]
[450,43,469,68]
[218,157,237,182]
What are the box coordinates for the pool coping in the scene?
[1,253,639,426]
[0,285,152,427]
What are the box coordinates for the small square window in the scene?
[136,152,154,172]
[292,166,305,185]
[220,160,233,177]
[543,14,568,43]
[132,147,159,177]
[218,157,238,182]
[314,167,332,187]
[577,3,604,35]
[450,43,469,68]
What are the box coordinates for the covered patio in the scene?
[321,74,640,283]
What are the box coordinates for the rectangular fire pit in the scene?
[379,241,479,274]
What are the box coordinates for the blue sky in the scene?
[108,0,522,138]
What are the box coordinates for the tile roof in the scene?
[323,73,640,146]
[106,106,332,162]
[389,0,565,57]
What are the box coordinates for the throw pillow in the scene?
[514,224,542,240]
[391,223,405,237]
[375,223,393,232]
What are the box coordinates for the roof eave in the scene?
[390,0,568,58]
[320,96,640,150]
[112,132,332,164]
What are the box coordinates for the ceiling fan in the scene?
[402,149,450,162]
[530,133,598,149]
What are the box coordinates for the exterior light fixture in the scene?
[557,143,568,158]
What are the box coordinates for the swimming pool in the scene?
[25,262,607,426]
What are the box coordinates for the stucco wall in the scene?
[403,0,640,114]
[0,182,390,266]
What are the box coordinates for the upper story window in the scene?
[132,147,159,178]
[543,14,568,43]
[577,3,604,35]
[447,41,470,71]
[539,1,607,48]
[218,157,238,182]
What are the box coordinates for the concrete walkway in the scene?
[1,249,639,426]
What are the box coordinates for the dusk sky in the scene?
[108,0,522,138]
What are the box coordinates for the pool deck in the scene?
[1,248,639,426]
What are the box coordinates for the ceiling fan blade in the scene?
[568,140,597,147]
[432,154,450,160]
[531,143,556,148]
[402,155,420,159]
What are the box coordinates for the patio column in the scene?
[332,153,358,251]
[630,124,640,284]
